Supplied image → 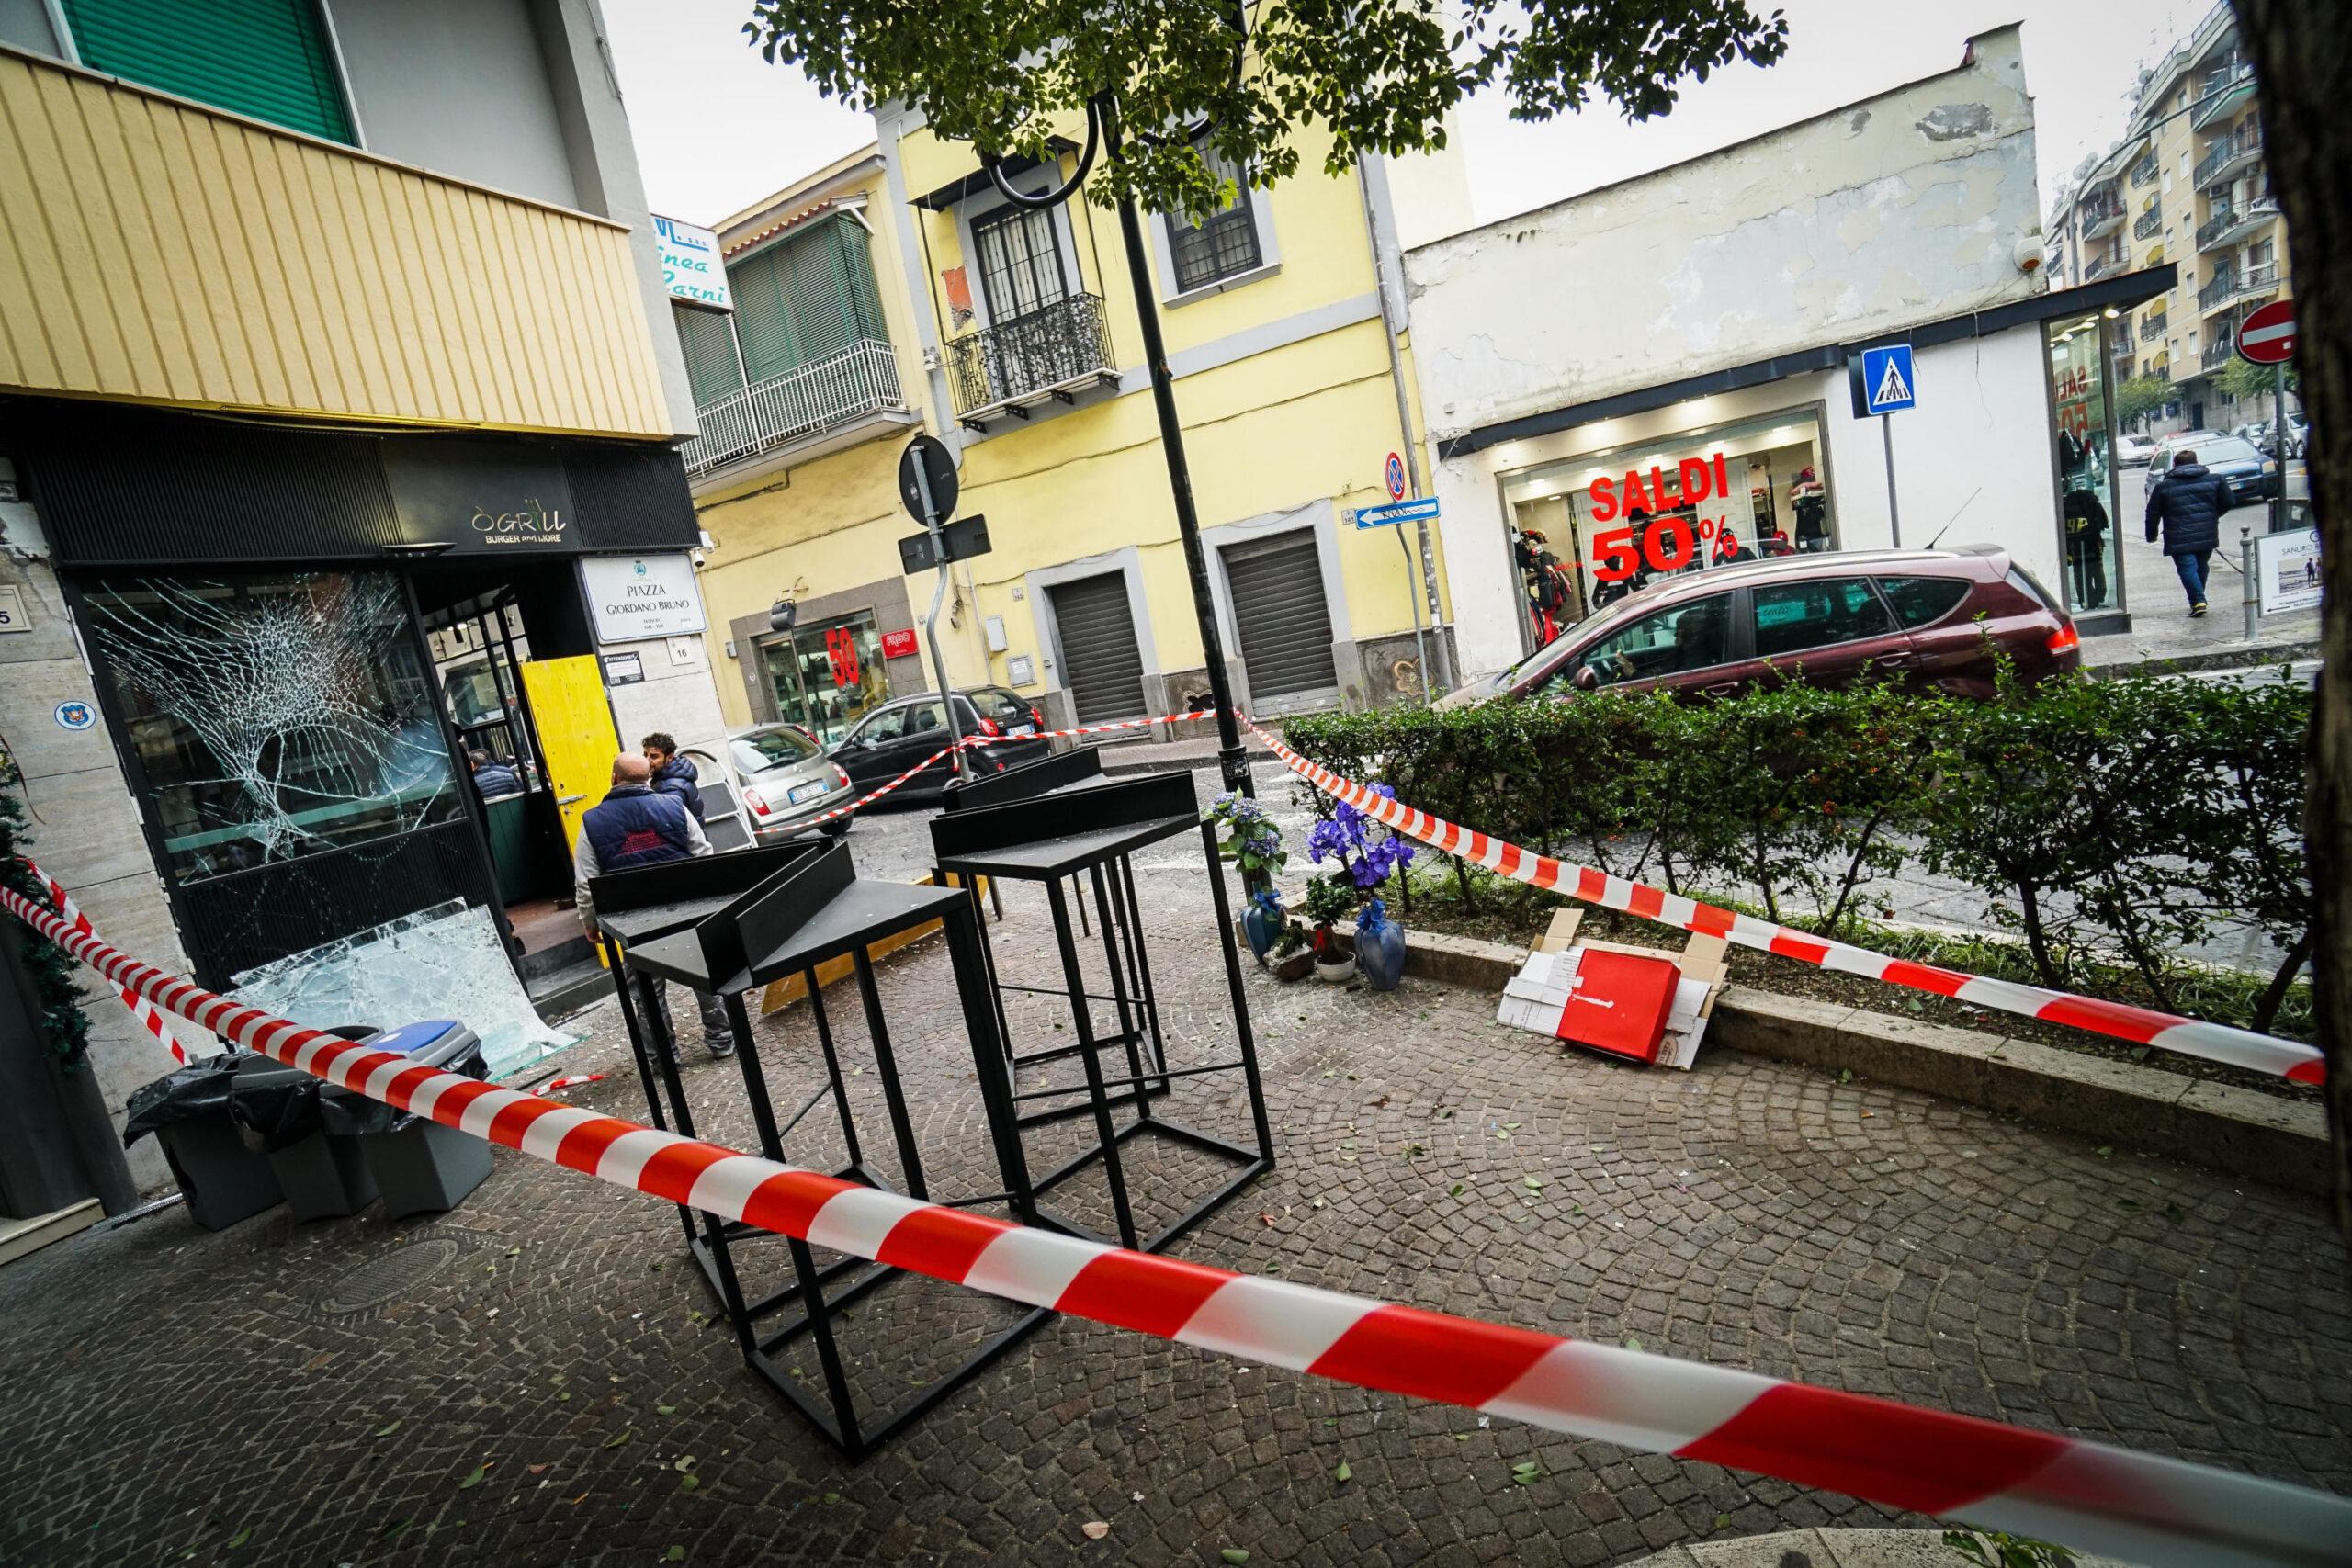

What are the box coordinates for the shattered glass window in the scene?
[80,572,461,885]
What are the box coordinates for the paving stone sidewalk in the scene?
[2,873,2346,1568]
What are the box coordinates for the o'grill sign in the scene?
[470,498,566,547]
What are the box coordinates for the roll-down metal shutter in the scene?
[1048,574,1147,724]
[1223,533,1338,702]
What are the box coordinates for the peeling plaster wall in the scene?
[1407,28,2041,441]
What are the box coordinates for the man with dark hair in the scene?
[2143,446,2233,617]
[469,748,522,799]
[640,731,705,821]
[573,752,735,1059]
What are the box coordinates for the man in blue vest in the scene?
[572,752,736,1059]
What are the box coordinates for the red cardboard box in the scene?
[1552,947,1680,1063]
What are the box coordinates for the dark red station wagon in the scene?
[1442,547,2081,708]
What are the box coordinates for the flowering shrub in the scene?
[1306,784,1416,896]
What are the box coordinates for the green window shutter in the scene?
[672,303,745,408]
[62,0,355,144]
[725,216,889,384]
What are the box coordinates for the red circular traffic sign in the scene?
[2236,299,2296,366]
[1385,452,1407,502]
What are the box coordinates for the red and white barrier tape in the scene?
[3,877,2344,1567]
[1238,716,2327,1086]
[27,862,191,1065]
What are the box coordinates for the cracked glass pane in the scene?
[229,900,575,1080]
[79,572,460,884]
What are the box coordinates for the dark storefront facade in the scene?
[11,399,700,993]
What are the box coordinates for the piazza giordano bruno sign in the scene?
[579,553,708,644]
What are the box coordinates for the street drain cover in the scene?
[320,1238,460,1314]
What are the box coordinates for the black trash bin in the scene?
[230,1052,380,1223]
[321,1021,493,1220]
[126,1055,284,1231]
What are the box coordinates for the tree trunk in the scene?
[2235,0,2351,1253]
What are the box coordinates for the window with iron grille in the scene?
[969,204,1070,323]
[1165,149,1264,292]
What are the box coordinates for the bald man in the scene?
[573,751,735,1059]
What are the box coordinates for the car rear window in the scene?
[1875,576,1972,628]
[2195,436,2263,465]
[2004,567,2058,612]
[969,688,1031,724]
[730,728,820,774]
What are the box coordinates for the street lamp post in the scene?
[983,95,1256,800]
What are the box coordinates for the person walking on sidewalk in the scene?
[2143,447,2233,617]
[571,752,737,1060]
[641,731,706,822]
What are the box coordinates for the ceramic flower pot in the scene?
[1240,901,1283,962]
[1313,950,1357,984]
[1354,914,1407,991]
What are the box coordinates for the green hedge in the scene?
[1283,670,2313,1028]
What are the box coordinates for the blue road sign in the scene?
[1352,498,1440,529]
[1385,452,1407,501]
[1860,344,1917,415]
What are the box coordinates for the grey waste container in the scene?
[231,1052,379,1224]
[321,1021,493,1221]
[125,1054,287,1231]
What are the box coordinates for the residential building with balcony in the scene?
[0,0,729,1205]
[685,103,1474,749]
[2046,3,2296,434]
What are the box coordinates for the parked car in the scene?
[2143,430,2224,481]
[720,723,855,841]
[830,687,1048,801]
[2114,433,2157,467]
[1437,547,2080,709]
[2152,433,2278,502]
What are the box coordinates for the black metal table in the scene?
[931,771,1273,1257]
[634,841,1048,1458]
[591,841,822,1285]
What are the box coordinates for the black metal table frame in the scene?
[933,781,1275,1259]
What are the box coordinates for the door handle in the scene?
[1877,651,1917,668]
[558,793,587,806]
[1702,681,1742,696]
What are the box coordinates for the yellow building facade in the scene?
[685,112,1463,746]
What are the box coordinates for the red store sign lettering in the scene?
[1584,454,1749,581]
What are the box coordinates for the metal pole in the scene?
[1881,414,1902,547]
[909,459,968,780]
[1355,158,1448,694]
[1104,106,1253,798]
[1394,521,1430,703]
[2241,522,2258,642]
[2271,360,2288,538]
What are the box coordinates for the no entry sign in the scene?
[2236,299,2296,365]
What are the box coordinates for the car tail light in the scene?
[2046,624,2080,656]
[977,716,1001,738]
[832,764,851,788]
[994,759,1007,771]
[742,786,771,816]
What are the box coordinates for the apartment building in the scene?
[676,113,1470,749]
[2049,3,2290,433]
[0,0,722,1206]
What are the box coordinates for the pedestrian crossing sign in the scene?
[1858,344,1917,415]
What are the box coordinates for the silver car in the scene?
[721,723,854,842]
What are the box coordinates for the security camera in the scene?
[769,598,797,634]
[690,547,708,569]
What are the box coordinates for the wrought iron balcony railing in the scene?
[2128,152,2158,187]
[2236,259,2281,298]
[2193,126,2262,188]
[2201,334,2234,370]
[2139,311,2167,343]
[2132,204,2165,241]
[946,294,1120,427]
[682,340,908,478]
[2189,60,2256,131]
[2199,266,2237,312]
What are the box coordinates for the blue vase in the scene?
[1240,899,1282,962]
[1354,901,1407,991]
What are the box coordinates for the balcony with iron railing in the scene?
[2235,258,2282,299]
[2132,203,2165,242]
[2201,335,2234,371]
[681,339,910,479]
[2190,59,2257,130]
[2128,151,2159,187]
[2078,191,2128,240]
[2082,251,2123,282]
[2139,311,2168,343]
[2197,194,2278,252]
[947,294,1121,429]
[2194,124,2263,188]
[2199,265,2238,313]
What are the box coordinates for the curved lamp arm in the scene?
[981,96,1105,210]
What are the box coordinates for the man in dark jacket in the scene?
[572,752,735,1059]
[2143,448,2234,616]
[640,732,705,821]
[468,749,523,799]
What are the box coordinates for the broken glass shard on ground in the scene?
[228,901,573,1080]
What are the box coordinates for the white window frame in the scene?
[953,170,1087,331]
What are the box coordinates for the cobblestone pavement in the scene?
[3,870,2348,1568]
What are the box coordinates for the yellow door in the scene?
[519,656,620,849]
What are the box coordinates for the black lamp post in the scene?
[981,91,1256,800]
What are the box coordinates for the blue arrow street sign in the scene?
[1859,344,1917,415]
[1352,498,1440,529]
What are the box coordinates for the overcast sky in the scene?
[605,0,2205,231]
